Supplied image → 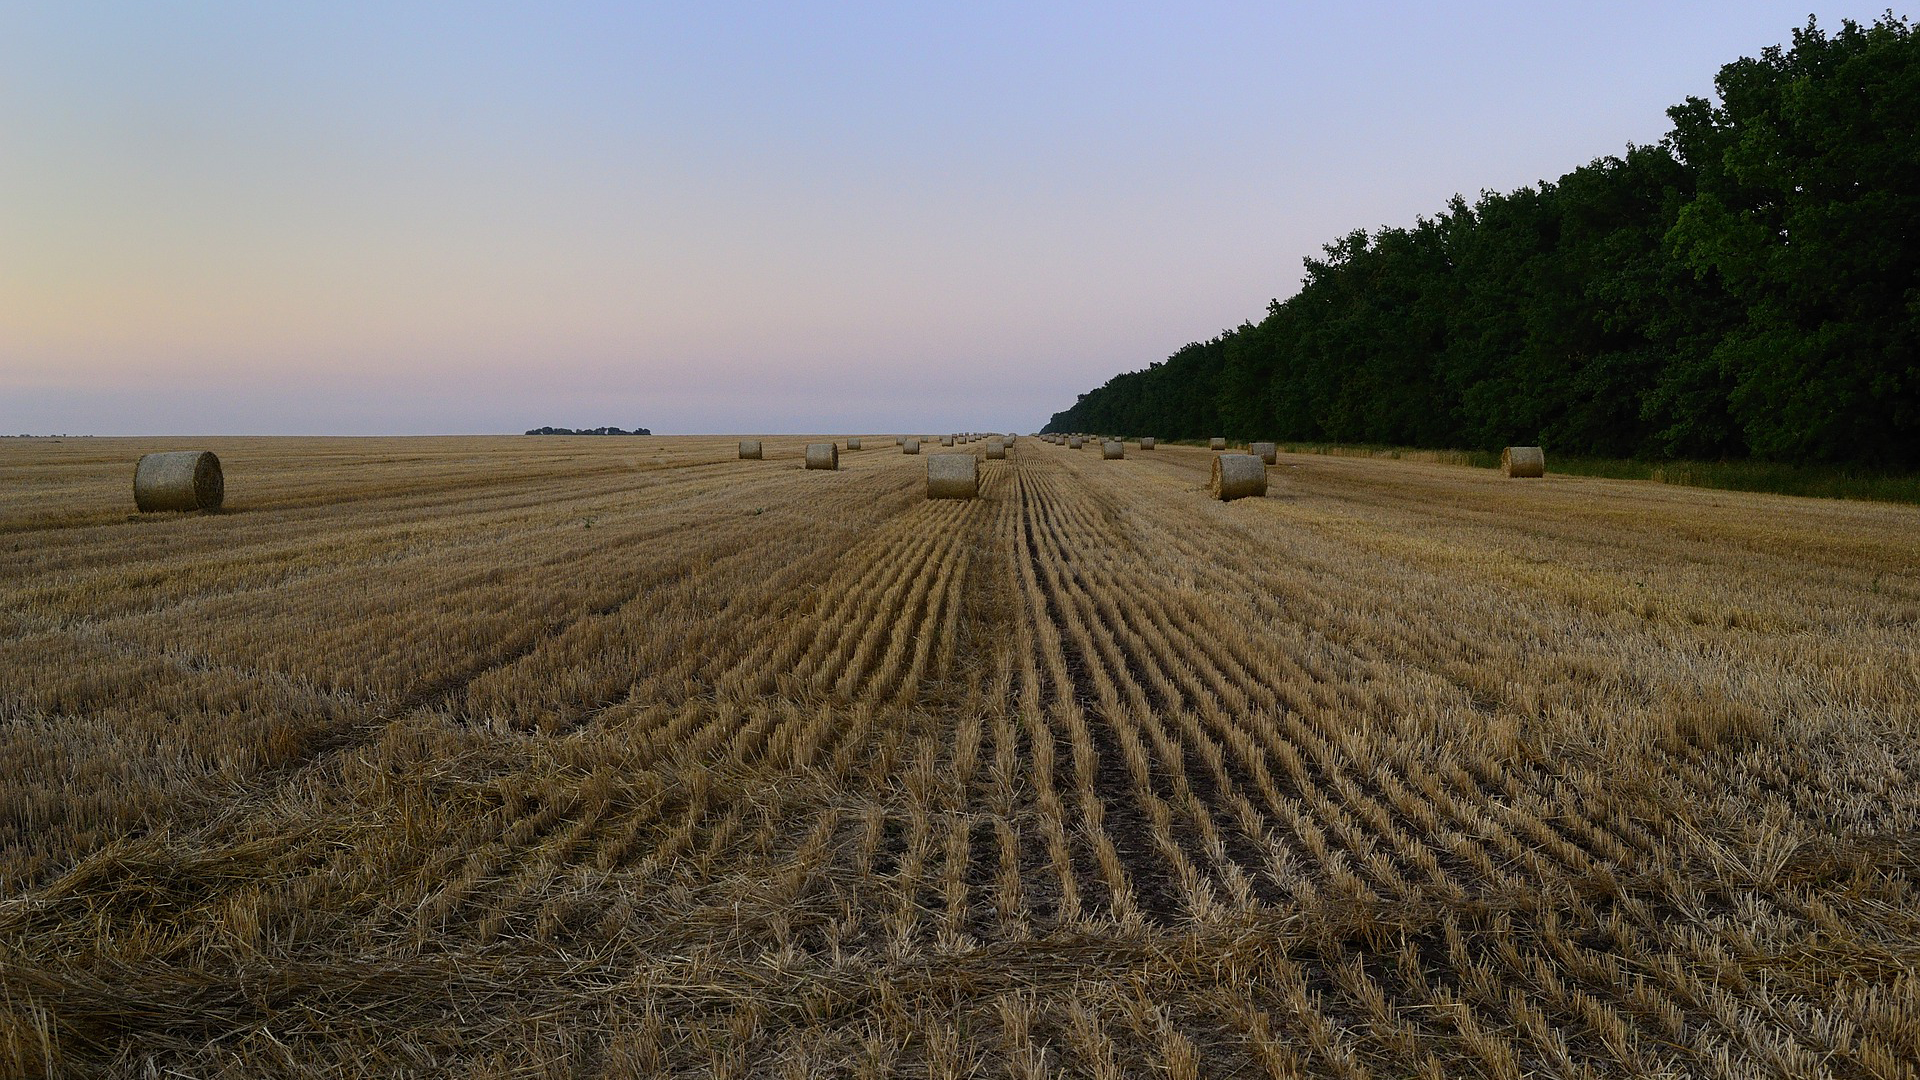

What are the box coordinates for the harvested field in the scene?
[3,434,1919,1077]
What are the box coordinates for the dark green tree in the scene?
[1666,15,1920,464]
[1046,15,1918,469]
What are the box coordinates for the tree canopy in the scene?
[1044,16,1920,468]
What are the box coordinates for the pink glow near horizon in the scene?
[0,2,1885,434]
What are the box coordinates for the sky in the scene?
[0,2,1893,435]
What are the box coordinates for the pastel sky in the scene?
[0,3,1885,435]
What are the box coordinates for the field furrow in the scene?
[4,435,1916,1076]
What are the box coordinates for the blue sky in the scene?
[0,3,1889,434]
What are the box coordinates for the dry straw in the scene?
[1068,436,1084,449]
[1209,437,1226,451]
[1252,441,1277,465]
[805,442,839,470]
[1140,437,1155,450]
[927,453,979,499]
[1503,446,1546,477]
[133,451,224,512]
[847,437,862,450]
[903,438,921,454]
[739,440,762,460]
[941,436,955,446]
[1211,454,1267,501]
[986,437,1006,459]
[1102,440,1124,459]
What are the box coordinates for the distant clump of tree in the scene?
[1045,16,1920,468]
[525,426,652,436]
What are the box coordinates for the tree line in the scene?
[1044,16,1919,467]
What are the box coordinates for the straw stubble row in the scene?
[0,433,1913,1076]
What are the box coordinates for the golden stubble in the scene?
[1,435,1916,1076]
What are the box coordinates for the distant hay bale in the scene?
[739,440,763,460]
[1102,440,1124,459]
[847,437,862,450]
[133,451,224,512]
[1068,436,1084,449]
[1211,454,1267,501]
[941,435,955,446]
[1503,446,1546,477]
[1139,437,1155,450]
[1252,441,1277,465]
[805,442,839,470]
[927,453,979,499]
[1209,437,1226,451]
[903,438,921,454]
[986,437,1006,459]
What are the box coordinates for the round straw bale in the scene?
[1102,440,1124,459]
[1068,436,1083,449]
[1252,441,1277,465]
[1209,437,1226,451]
[1139,437,1154,450]
[739,439,763,459]
[941,435,955,446]
[805,442,839,470]
[1211,454,1267,501]
[847,437,862,450]
[1502,446,1545,478]
[986,437,1006,459]
[133,451,224,512]
[927,453,979,499]
[903,437,921,454]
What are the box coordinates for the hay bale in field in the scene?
[739,440,763,460]
[133,451,224,512]
[1068,436,1084,449]
[1209,437,1226,451]
[1102,440,1124,459]
[1211,454,1267,501]
[903,437,921,454]
[847,437,862,450]
[1252,441,1277,465]
[805,442,839,470]
[1503,446,1545,478]
[941,435,955,446]
[986,437,1006,459]
[1139,437,1155,450]
[927,453,978,499]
